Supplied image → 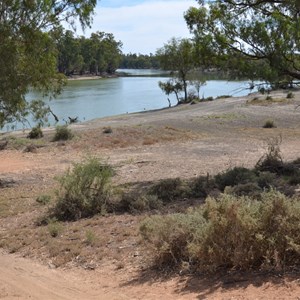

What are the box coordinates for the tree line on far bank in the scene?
[55,29,161,76]
[54,28,122,76]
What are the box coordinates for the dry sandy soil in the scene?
[1,90,300,299]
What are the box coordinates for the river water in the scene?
[8,69,254,130]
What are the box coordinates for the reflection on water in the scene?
[7,70,255,130]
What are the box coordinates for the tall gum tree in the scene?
[184,0,300,86]
[0,0,97,128]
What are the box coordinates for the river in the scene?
[8,69,255,130]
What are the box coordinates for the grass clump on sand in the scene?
[140,190,300,273]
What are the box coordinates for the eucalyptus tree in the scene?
[0,0,97,128]
[185,0,300,87]
[157,38,197,103]
[55,29,84,75]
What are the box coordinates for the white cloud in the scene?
[80,0,196,54]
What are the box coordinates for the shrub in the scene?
[27,126,43,139]
[188,175,215,198]
[103,127,113,134]
[36,194,51,205]
[215,167,257,191]
[119,192,162,213]
[216,95,231,99]
[48,218,63,237]
[256,137,283,173]
[140,190,300,272]
[149,178,186,202]
[225,182,262,198]
[257,171,276,189]
[53,125,73,141]
[85,230,97,246]
[287,92,294,99]
[202,96,214,102]
[263,119,276,128]
[266,95,273,101]
[52,157,114,220]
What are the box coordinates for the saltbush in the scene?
[149,178,186,203]
[215,167,257,191]
[140,190,300,272]
[53,125,73,141]
[27,126,43,139]
[52,157,114,220]
[119,192,162,213]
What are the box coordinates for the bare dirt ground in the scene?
[1,90,300,299]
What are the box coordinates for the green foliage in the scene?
[120,53,160,69]
[0,0,96,128]
[140,190,300,272]
[158,79,183,104]
[53,157,114,221]
[263,120,276,128]
[36,195,51,205]
[225,182,262,198]
[149,178,186,203]
[119,192,162,213]
[255,137,283,173]
[27,126,43,139]
[185,1,300,85]
[157,38,199,103]
[48,218,63,238]
[53,125,73,141]
[188,175,215,198]
[215,167,258,191]
[85,230,97,246]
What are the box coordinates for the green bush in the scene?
[287,92,294,99]
[27,126,43,139]
[119,192,162,213]
[225,182,262,198]
[256,171,276,189]
[140,190,300,272]
[188,175,215,198]
[36,194,51,205]
[215,167,257,191]
[48,218,63,237]
[256,137,283,173]
[149,178,186,203]
[52,157,114,220]
[53,125,73,141]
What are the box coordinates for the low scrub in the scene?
[263,120,276,128]
[52,157,114,220]
[119,192,162,213]
[149,178,186,203]
[215,167,257,191]
[27,126,43,139]
[53,125,73,141]
[140,190,300,272]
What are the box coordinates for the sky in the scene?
[77,0,196,54]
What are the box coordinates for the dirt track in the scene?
[1,90,300,299]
